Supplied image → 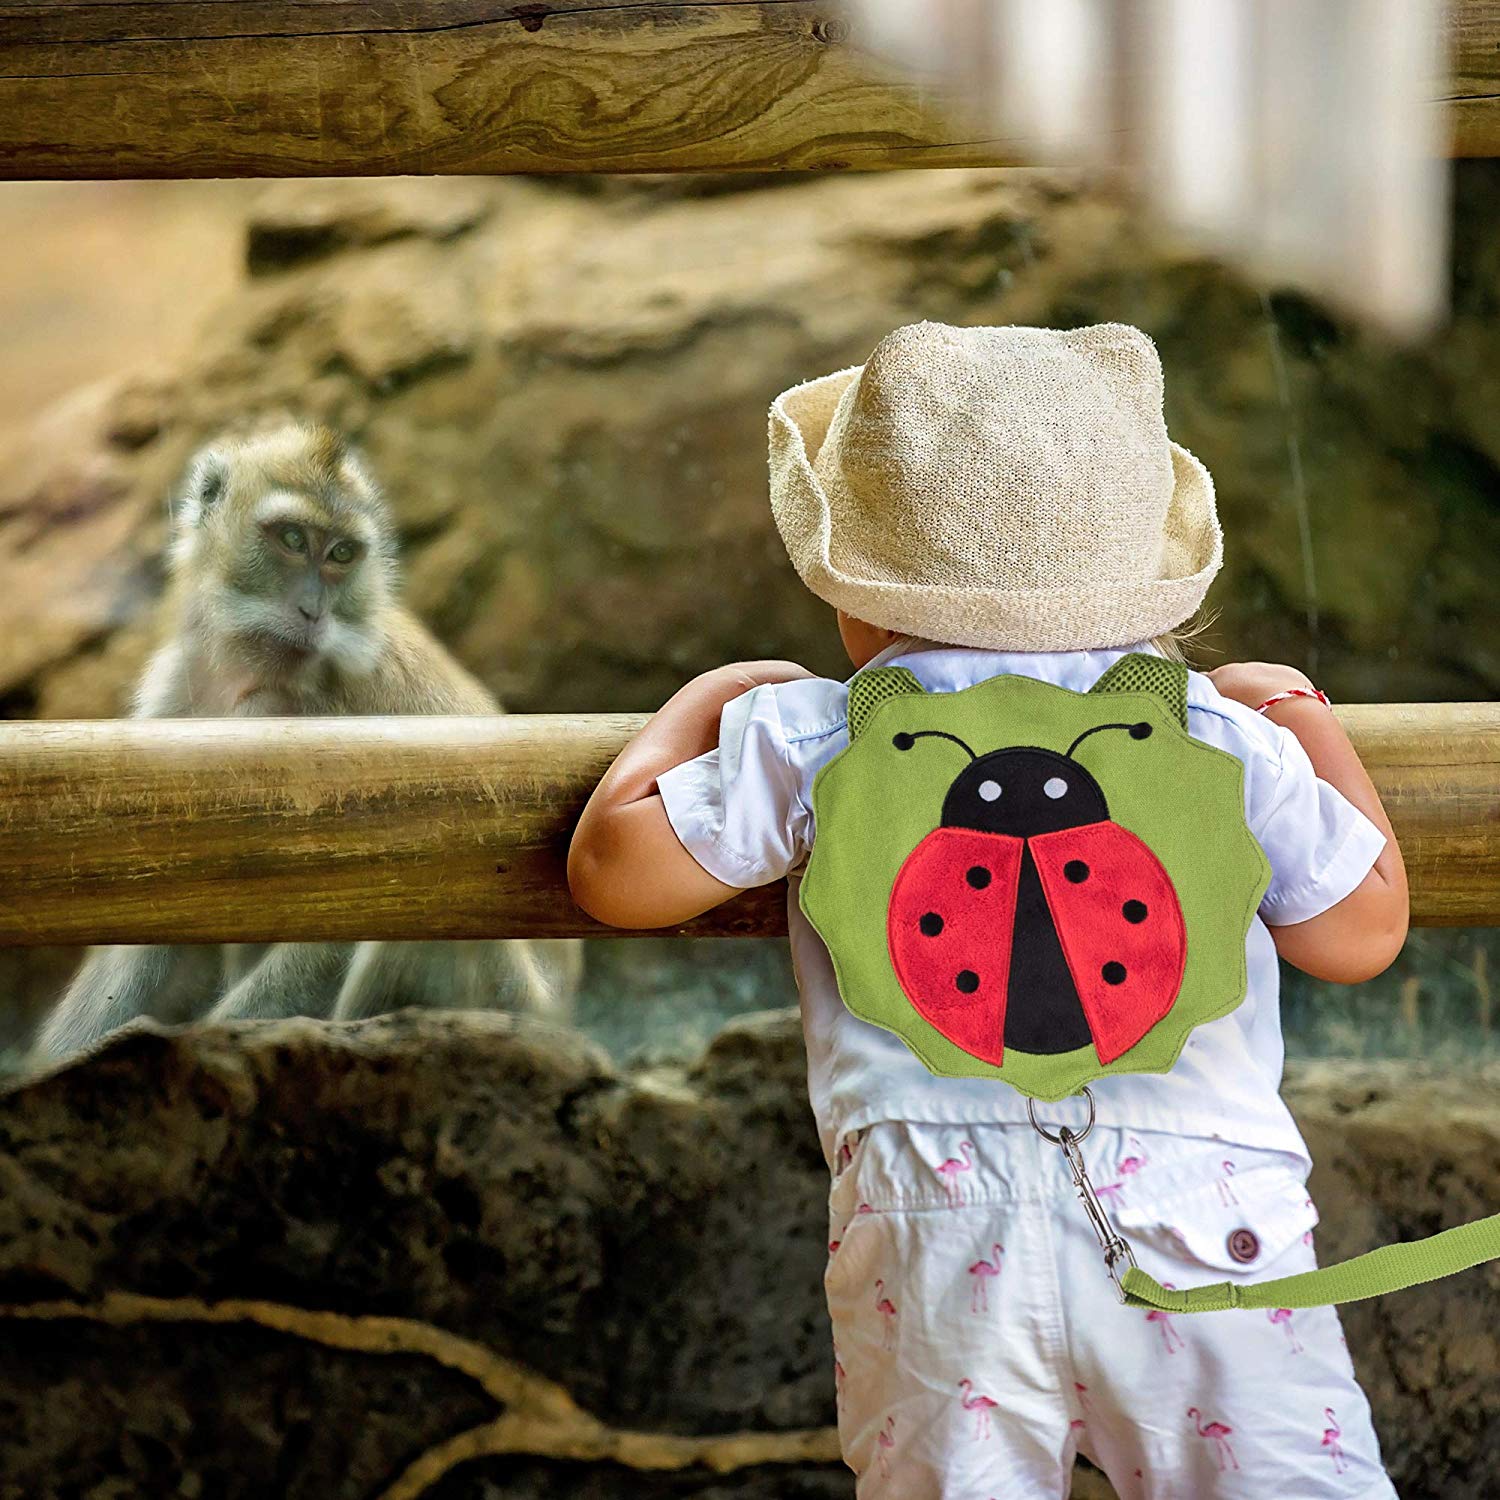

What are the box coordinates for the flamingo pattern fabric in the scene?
[872,1279,898,1350]
[933,1140,975,1208]
[1144,1283,1186,1354]
[958,1379,1000,1440]
[822,1120,1396,1497]
[1189,1406,1240,1471]
[966,1242,1003,1313]
[1269,1306,1305,1354]
[1322,1408,1350,1475]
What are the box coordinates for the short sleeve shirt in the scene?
[657,641,1386,1166]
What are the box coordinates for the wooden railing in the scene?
[0,703,1494,945]
[2,0,1500,180]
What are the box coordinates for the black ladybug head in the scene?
[941,747,1106,834]
[892,719,1153,837]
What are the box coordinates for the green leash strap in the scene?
[1034,1090,1500,1314]
[1120,1214,1500,1313]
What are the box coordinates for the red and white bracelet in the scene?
[1254,686,1331,715]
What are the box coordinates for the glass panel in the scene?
[0,167,1494,1076]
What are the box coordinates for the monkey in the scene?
[34,423,581,1063]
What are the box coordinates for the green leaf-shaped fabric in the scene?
[800,656,1271,1102]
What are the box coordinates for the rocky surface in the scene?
[0,1011,1495,1499]
[6,167,1500,732]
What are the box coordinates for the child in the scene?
[568,322,1409,1499]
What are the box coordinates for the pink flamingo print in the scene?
[1095,1178,1126,1208]
[828,1239,840,1255]
[967,1243,1004,1312]
[1096,1138,1150,1206]
[1216,1160,1239,1206]
[1188,1408,1239,1471]
[876,1415,895,1479]
[1268,1307,1304,1354]
[1073,1382,1094,1418]
[1321,1408,1348,1474]
[958,1379,1000,1441]
[934,1141,976,1207]
[1145,1283,1186,1353]
[873,1279,898,1349]
[832,1345,847,1406]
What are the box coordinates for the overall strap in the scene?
[1121,1215,1500,1312]
[1089,652,1189,728]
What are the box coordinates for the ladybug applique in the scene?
[885,719,1187,1068]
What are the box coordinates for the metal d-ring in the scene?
[1026,1086,1097,1146]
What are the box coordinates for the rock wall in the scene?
[5,167,1500,730]
[0,1012,1495,1499]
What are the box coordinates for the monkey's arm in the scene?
[207,942,357,1023]
[331,938,573,1022]
[131,644,194,717]
[34,944,223,1063]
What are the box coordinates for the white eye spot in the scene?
[978,779,1002,802]
[1044,777,1068,800]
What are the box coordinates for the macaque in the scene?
[34,424,580,1063]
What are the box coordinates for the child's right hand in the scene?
[713,659,819,696]
[568,659,816,929]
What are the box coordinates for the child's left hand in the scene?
[1209,662,1408,983]
[1207,660,1316,709]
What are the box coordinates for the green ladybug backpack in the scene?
[801,654,1500,1314]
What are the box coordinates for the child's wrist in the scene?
[1255,686,1332,716]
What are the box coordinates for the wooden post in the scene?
[1,1,1497,180]
[0,704,1493,945]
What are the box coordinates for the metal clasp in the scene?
[1028,1088,1138,1303]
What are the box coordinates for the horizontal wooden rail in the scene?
[1,1,1499,180]
[0,704,1494,944]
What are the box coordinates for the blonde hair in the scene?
[1148,606,1218,667]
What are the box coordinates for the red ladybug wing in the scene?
[1029,821,1186,1066]
[886,828,1024,1067]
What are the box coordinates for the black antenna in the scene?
[892,729,977,760]
[1066,721,1153,759]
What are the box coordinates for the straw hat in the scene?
[768,321,1221,652]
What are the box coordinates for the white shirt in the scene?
[657,641,1386,1168]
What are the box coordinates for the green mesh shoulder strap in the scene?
[801,654,1267,1102]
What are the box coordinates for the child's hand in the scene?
[714,659,819,696]
[1207,661,1316,709]
[1209,662,1410,983]
[568,658,816,929]
[676,662,816,746]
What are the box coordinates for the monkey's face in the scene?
[175,429,396,678]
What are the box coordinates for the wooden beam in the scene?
[0,704,1493,945]
[1,1,1497,181]
[1448,0,1500,157]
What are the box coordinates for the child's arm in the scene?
[568,661,815,929]
[1209,661,1409,983]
